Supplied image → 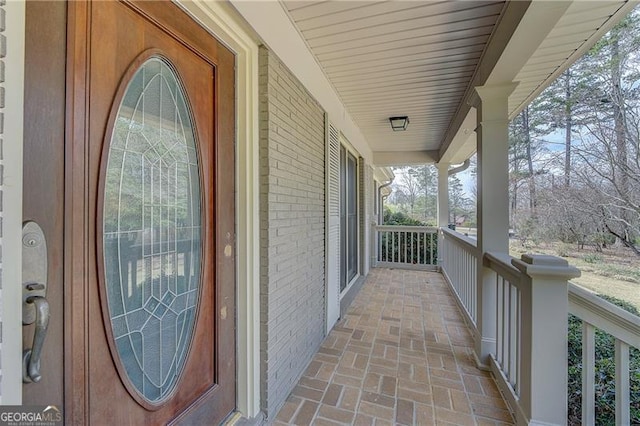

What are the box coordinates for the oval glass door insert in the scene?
[102,56,202,403]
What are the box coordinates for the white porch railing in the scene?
[441,228,479,326]
[481,253,582,425]
[373,225,438,270]
[484,252,524,404]
[568,283,640,425]
[374,224,639,424]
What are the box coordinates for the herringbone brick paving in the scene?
[272,268,514,425]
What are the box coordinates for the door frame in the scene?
[2,0,26,404]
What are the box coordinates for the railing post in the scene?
[512,254,580,425]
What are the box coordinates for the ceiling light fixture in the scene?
[389,116,409,131]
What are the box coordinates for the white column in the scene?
[512,254,580,425]
[436,163,449,228]
[471,83,517,365]
[436,163,449,266]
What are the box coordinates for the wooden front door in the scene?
[22,0,66,408]
[65,1,236,423]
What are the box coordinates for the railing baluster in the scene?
[465,253,469,312]
[516,288,521,395]
[615,339,630,425]
[496,274,502,367]
[506,280,512,382]
[392,231,396,263]
[423,231,426,265]
[426,231,429,265]
[509,285,518,388]
[430,232,434,265]
[582,322,596,426]
[411,231,415,265]
[503,279,509,375]
[404,231,408,264]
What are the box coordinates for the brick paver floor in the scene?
[272,268,514,425]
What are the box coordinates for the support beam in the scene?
[372,150,439,167]
[436,163,450,265]
[439,1,530,161]
[436,163,450,229]
[471,82,517,366]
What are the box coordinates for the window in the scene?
[340,145,358,292]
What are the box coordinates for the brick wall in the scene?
[259,46,326,419]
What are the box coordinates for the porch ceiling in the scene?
[278,0,634,166]
[281,1,506,155]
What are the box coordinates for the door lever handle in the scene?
[23,295,50,383]
[22,221,49,384]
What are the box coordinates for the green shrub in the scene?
[383,207,427,226]
[583,253,603,264]
[567,294,640,425]
[557,243,572,257]
[381,207,437,264]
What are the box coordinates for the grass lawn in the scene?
[509,240,640,312]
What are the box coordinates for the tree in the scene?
[569,10,640,253]
[410,165,436,221]
[449,175,470,226]
[395,168,420,216]
[508,103,549,225]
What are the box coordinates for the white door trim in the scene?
[2,0,26,405]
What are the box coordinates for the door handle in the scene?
[23,294,50,383]
[22,221,49,383]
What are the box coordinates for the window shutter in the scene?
[359,159,369,276]
[325,116,341,333]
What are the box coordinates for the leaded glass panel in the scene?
[102,56,201,403]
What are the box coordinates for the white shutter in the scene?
[325,116,341,334]
[358,159,369,276]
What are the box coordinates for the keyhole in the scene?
[23,233,40,248]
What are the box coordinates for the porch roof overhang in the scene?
[230,0,637,166]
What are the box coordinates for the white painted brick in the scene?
[259,46,326,419]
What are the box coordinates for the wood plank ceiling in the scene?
[282,1,507,153]
[281,0,633,164]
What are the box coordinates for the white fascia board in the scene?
[439,109,476,164]
[373,167,394,184]
[230,0,373,164]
